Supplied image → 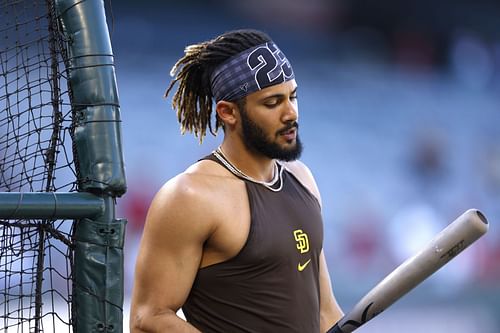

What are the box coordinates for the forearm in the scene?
[131,310,201,333]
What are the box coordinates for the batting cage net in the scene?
[1,0,78,331]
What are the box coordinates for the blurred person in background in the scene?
[129,29,343,332]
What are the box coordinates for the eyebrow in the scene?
[259,87,298,102]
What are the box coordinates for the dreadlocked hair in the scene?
[165,29,271,142]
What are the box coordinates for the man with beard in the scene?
[130,29,344,333]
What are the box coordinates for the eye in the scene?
[263,98,280,108]
[290,94,298,101]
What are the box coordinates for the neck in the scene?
[219,139,275,182]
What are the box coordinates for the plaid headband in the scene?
[210,41,295,102]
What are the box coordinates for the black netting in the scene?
[1,0,77,331]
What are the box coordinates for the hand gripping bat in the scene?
[327,209,489,333]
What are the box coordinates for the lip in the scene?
[280,128,297,141]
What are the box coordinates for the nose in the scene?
[281,99,298,123]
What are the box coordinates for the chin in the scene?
[283,140,297,149]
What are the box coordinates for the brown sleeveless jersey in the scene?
[183,154,324,332]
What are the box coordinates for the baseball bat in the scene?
[327,208,489,333]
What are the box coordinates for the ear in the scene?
[215,101,238,128]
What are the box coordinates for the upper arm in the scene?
[130,176,215,328]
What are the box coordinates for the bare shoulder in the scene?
[282,160,322,206]
[159,159,229,199]
[282,160,314,180]
[151,159,234,212]
[145,159,241,238]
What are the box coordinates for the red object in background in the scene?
[343,209,387,272]
[393,31,437,70]
[118,184,154,233]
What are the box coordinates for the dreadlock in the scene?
[165,29,271,142]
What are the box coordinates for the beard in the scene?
[239,107,303,162]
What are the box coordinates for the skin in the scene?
[130,79,344,332]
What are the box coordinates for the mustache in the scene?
[277,122,299,136]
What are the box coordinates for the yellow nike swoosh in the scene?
[297,259,311,272]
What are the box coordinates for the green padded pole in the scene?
[55,0,128,332]
[56,0,126,196]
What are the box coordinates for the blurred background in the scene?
[110,0,500,331]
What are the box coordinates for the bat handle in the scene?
[326,323,345,333]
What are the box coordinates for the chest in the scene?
[244,178,324,264]
[207,172,323,268]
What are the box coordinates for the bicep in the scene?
[131,184,213,318]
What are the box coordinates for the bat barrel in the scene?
[328,209,488,333]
